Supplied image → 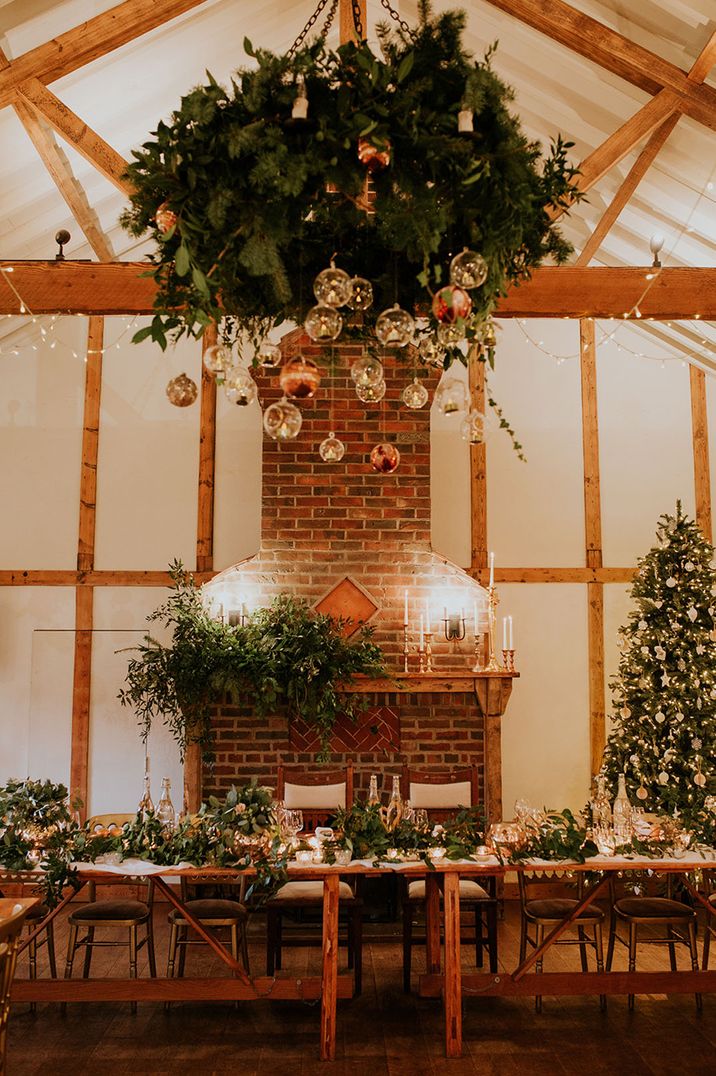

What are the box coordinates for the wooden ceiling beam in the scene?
[1,263,715,319]
[0,0,209,110]
[481,0,716,132]
[11,99,114,262]
[17,80,133,195]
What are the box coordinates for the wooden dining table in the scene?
[6,853,716,1061]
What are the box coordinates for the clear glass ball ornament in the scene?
[313,266,353,307]
[256,341,282,368]
[347,277,373,311]
[279,355,321,399]
[460,408,487,443]
[356,379,386,403]
[203,343,233,377]
[350,355,384,387]
[165,372,198,407]
[319,431,346,462]
[370,442,400,473]
[263,398,303,441]
[402,378,429,409]
[450,249,488,289]
[434,377,468,416]
[305,304,343,342]
[375,304,414,348]
[224,368,257,407]
[418,336,446,369]
[437,322,465,347]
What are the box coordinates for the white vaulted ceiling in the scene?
[0,0,714,363]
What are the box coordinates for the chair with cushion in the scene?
[266,762,363,995]
[400,764,497,992]
[166,875,249,1001]
[606,875,701,1011]
[65,815,156,1012]
[519,870,606,1012]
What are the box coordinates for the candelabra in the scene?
[442,611,466,642]
[483,584,501,671]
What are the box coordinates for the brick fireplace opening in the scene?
[200,331,514,818]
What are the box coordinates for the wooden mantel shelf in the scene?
[342,670,519,720]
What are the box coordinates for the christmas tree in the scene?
[600,502,716,835]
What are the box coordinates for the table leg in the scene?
[442,872,462,1059]
[320,873,340,1062]
[425,872,441,974]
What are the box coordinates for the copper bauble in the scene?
[357,137,391,171]
[432,284,472,324]
[155,202,177,233]
[370,442,400,474]
[279,355,321,399]
[166,372,197,407]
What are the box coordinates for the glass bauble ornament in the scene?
[279,355,321,399]
[256,341,282,368]
[402,378,429,409]
[319,431,346,462]
[350,355,383,387]
[375,304,414,348]
[370,442,400,473]
[313,266,352,307]
[263,398,303,441]
[437,322,465,347]
[166,372,197,407]
[203,343,233,377]
[418,336,446,369]
[460,408,487,443]
[356,379,386,403]
[450,249,488,289]
[305,304,343,342]
[434,377,468,416]
[347,277,373,311]
[432,284,472,324]
[358,137,391,171]
[155,202,177,234]
[224,368,257,407]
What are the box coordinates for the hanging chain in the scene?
[288,0,339,57]
[379,0,418,40]
[351,0,364,39]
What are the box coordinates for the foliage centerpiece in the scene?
[119,563,386,760]
[121,1,579,358]
[600,503,716,840]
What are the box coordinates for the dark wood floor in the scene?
[7,901,716,1076]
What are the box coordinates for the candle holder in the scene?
[501,648,509,671]
[483,585,501,671]
[423,630,434,673]
[418,640,426,673]
[507,648,515,673]
[471,633,485,673]
[442,612,466,642]
[403,623,410,673]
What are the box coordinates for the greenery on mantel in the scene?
[118,562,386,761]
[121,1,580,355]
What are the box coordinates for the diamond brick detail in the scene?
[314,575,379,637]
[290,705,400,754]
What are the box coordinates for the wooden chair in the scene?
[701,872,715,971]
[266,762,363,995]
[400,765,498,992]
[606,875,701,1011]
[166,874,250,997]
[1,899,35,1073]
[23,901,56,1014]
[519,871,606,1012]
[65,815,156,1012]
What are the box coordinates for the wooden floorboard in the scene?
[6,903,716,1073]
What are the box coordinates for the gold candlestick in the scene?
[418,641,425,673]
[471,633,484,673]
[484,584,501,671]
[403,624,410,673]
[507,648,515,673]
[501,648,509,670]
[423,630,434,673]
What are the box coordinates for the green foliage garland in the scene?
[600,503,716,832]
[121,2,579,356]
[119,562,386,761]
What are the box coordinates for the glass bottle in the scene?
[385,775,403,831]
[367,774,380,806]
[138,755,154,819]
[612,773,633,843]
[156,777,176,830]
[591,774,612,828]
